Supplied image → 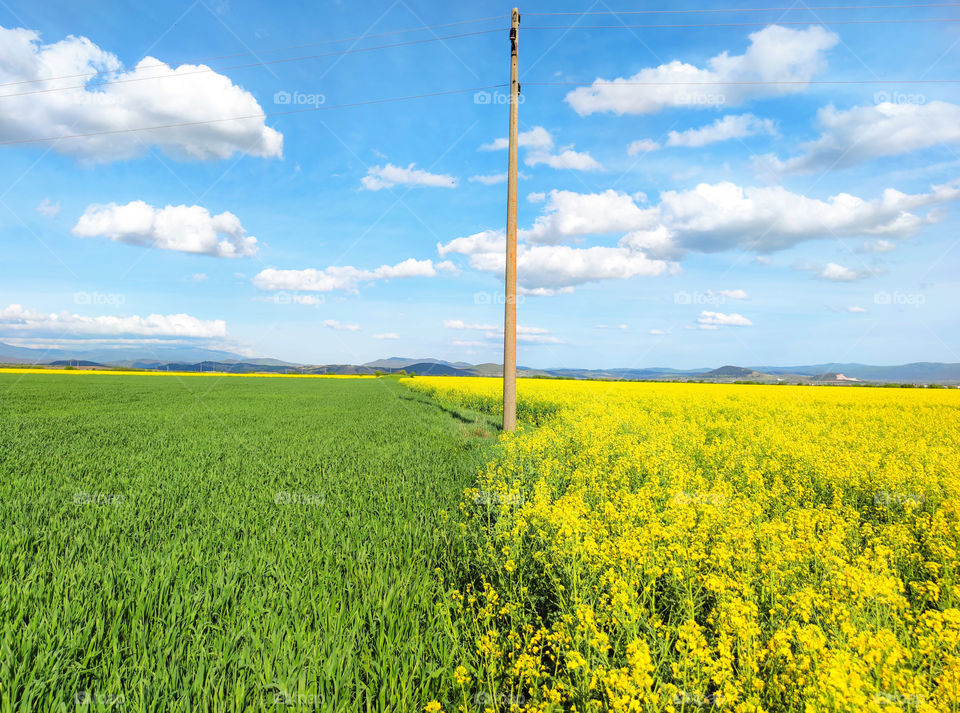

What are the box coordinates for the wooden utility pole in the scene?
[502,7,520,432]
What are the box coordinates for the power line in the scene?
[524,79,960,85]
[527,2,960,15]
[0,84,509,147]
[0,26,507,97]
[523,18,960,29]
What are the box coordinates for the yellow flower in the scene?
[423,702,441,713]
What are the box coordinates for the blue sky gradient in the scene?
[0,0,958,368]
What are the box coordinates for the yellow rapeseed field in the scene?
[406,377,960,713]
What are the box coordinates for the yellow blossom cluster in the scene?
[405,378,960,712]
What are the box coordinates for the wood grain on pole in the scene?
[502,7,520,432]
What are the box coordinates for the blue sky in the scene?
[0,0,958,368]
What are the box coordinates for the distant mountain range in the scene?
[2,343,958,384]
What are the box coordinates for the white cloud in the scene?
[525,148,602,171]
[453,339,486,347]
[469,172,507,185]
[527,192,546,203]
[848,306,868,313]
[649,329,668,335]
[445,240,672,290]
[718,289,749,300]
[760,101,960,174]
[360,163,456,190]
[480,126,554,151]
[438,178,960,292]
[817,262,876,282]
[253,258,443,293]
[595,324,628,330]
[565,25,837,116]
[186,273,208,282]
[0,303,225,338]
[73,201,258,258]
[627,139,661,156]
[0,25,282,161]
[372,332,400,339]
[323,319,360,331]
[521,189,652,245]
[444,319,499,330]
[666,114,777,147]
[619,180,960,257]
[697,311,752,328]
[447,320,559,344]
[481,126,600,172]
[36,197,60,217]
[437,229,505,258]
[858,239,897,253]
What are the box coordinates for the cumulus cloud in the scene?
[525,148,602,171]
[627,139,661,155]
[439,236,672,290]
[565,25,837,116]
[666,114,777,147]
[372,332,400,339]
[36,197,60,217]
[0,25,282,161]
[858,239,897,253]
[361,163,456,190]
[697,311,753,328]
[0,303,226,338]
[481,126,600,171]
[521,189,651,245]
[618,180,960,257]
[595,323,627,330]
[437,177,960,292]
[323,319,360,331]
[718,289,749,300]
[73,201,258,258]
[760,101,960,174]
[446,320,559,344]
[253,258,444,293]
[816,262,877,282]
[649,329,668,335]
[480,126,554,151]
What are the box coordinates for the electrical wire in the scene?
[526,2,960,15]
[522,17,960,29]
[0,16,509,90]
